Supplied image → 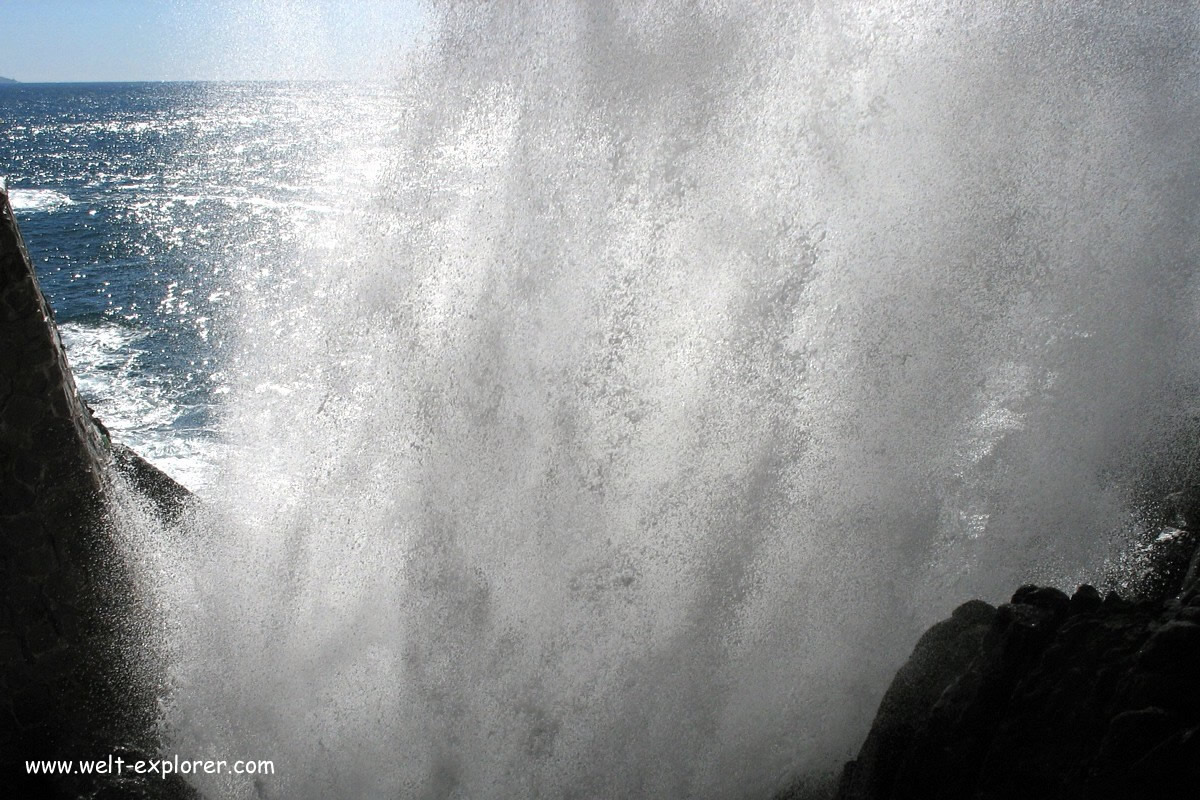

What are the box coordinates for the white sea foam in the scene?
[8,188,76,212]
[59,321,220,492]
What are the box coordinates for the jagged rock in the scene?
[0,183,195,798]
[835,523,1200,800]
[1128,526,1199,601]
[1160,488,1200,531]
[1068,583,1101,615]
[836,600,996,800]
[1182,544,1200,597]
[113,444,193,521]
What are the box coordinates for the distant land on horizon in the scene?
[0,77,18,84]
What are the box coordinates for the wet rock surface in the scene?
[1,184,195,798]
[834,539,1200,800]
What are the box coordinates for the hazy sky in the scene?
[0,0,428,82]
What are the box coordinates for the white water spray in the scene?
[140,3,1200,798]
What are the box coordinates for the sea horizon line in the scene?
[0,77,396,87]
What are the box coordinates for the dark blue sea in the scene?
[1,81,395,489]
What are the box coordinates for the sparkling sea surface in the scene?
[2,81,396,490]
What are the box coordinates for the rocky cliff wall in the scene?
[831,505,1200,800]
[0,182,193,799]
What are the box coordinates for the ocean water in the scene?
[2,80,398,489]
[7,3,1200,799]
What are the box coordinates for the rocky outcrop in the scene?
[836,515,1200,800]
[0,182,194,798]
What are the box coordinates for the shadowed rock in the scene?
[0,181,195,798]
[834,599,997,800]
[834,530,1200,800]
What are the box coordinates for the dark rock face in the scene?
[834,600,998,800]
[836,555,1200,799]
[113,444,193,522]
[1,184,194,798]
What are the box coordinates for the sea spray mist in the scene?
[125,3,1200,798]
